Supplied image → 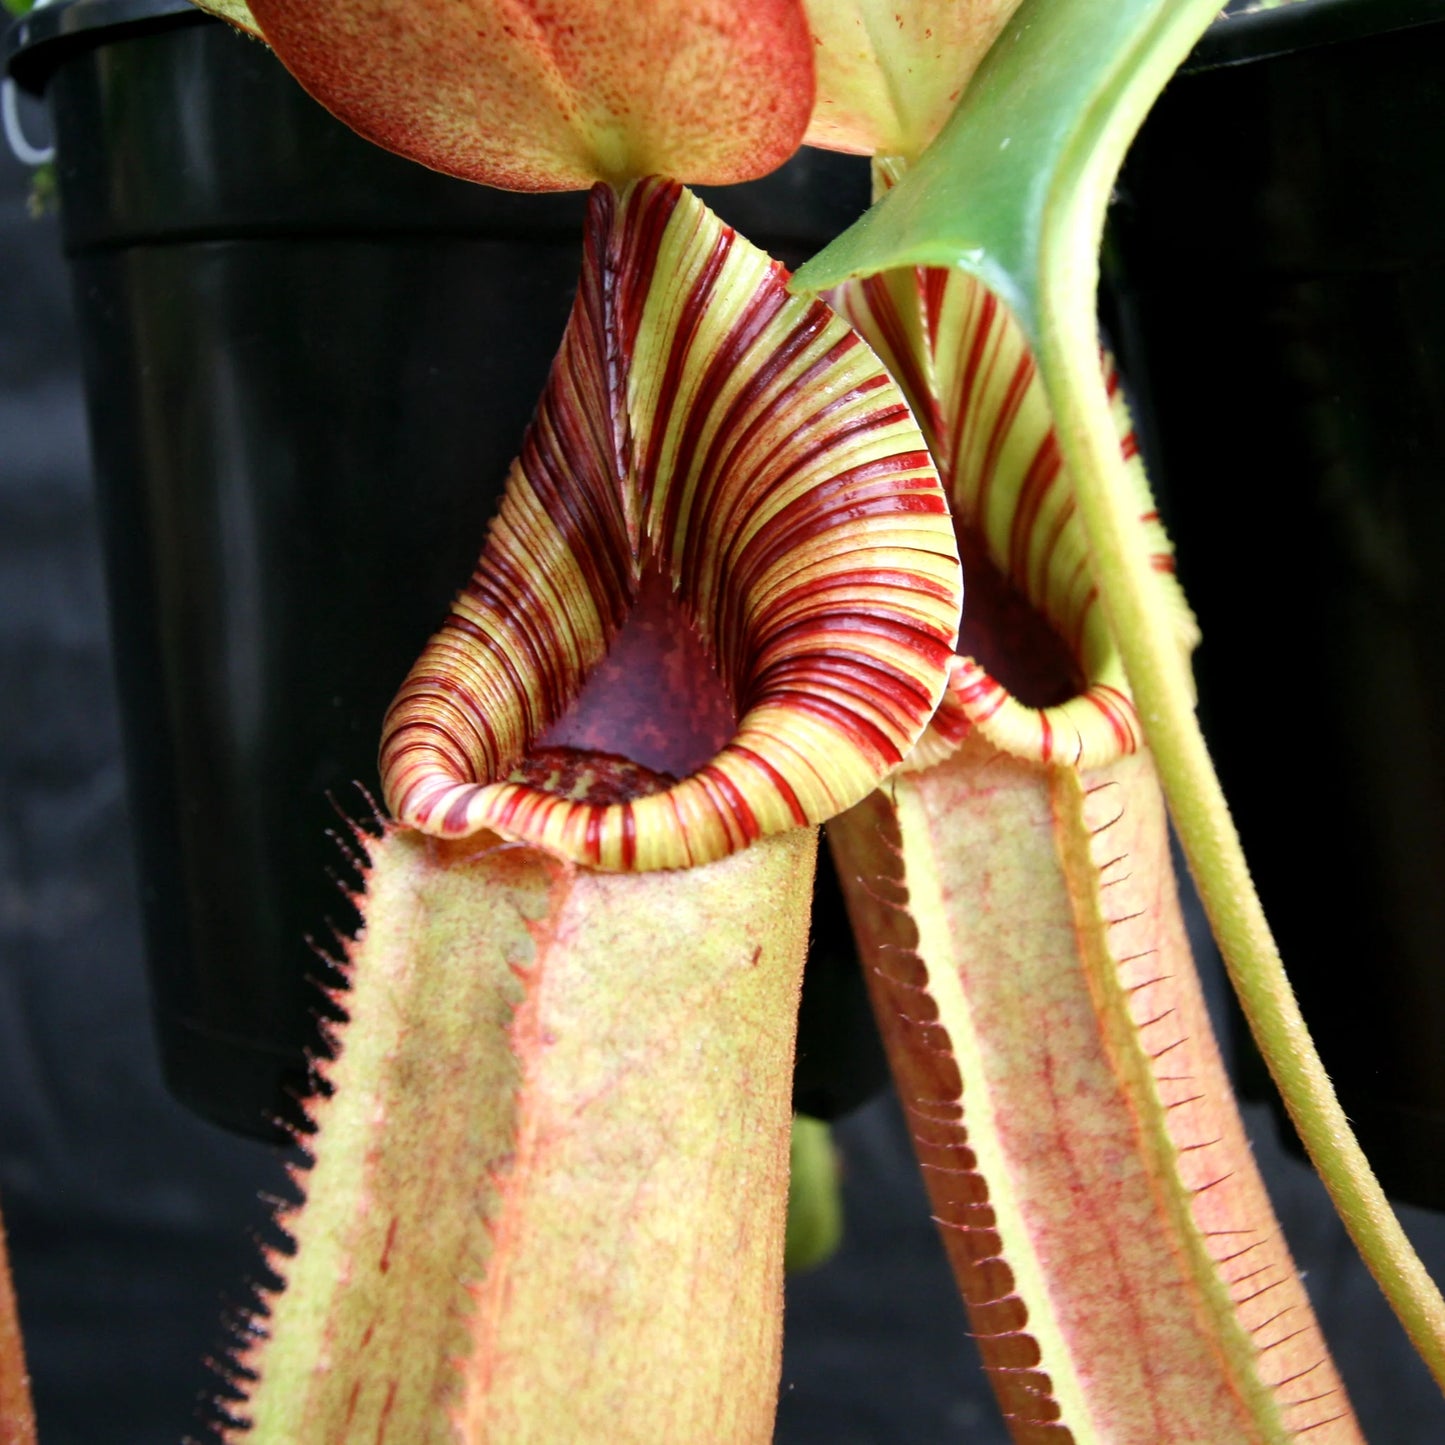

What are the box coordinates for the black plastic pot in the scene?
[1107,0,1445,1209]
[5,0,882,1141]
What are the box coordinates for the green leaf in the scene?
[792,0,1218,345]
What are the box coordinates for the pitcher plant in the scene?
[2,1,1443,1443]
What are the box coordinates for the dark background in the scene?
[3,53,1445,1445]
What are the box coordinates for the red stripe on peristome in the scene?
[715,456,944,677]
[660,280,791,567]
[974,348,1036,522]
[1007,430,1063,591]
[927,695,972,747]
[677,306,835,584]
[922,266,950,354]
[959,686,1007,726]
[478,536,589,682]
[695,764,761,848]
[584,804,606,866]
[767,691,903,768]
[802,566,963,607]
[752,613,957,684]
[613,179,680,359]
[636,221,736,528]
[948,282,1000,481]
[412,640,534,772]
[432,605,545,751]
[620,802,637,870]
[726,743,807,825]
[492,781,556,846]
[442,789,477,836]
[393,775,439,829]
[856,274,935,436]
[753,600,957,652]
[751,653,942,736]
[750,633,954,704]
[382,704,483,775]
[520,407,631,613]
[715,374,904,545]
[1089,686,1139,755]
[732,459,946,586]
[713,391,914,570]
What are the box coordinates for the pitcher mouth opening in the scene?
[499,561,735,809]
[952,528,1085,713]
[526,563,737,789]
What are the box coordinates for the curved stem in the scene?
[1035,214,1445,1392]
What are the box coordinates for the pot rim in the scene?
[1189,0,1445,74]
[4,0,207,94]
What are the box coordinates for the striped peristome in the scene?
[831,260,1198,772]
[381,178,962,871]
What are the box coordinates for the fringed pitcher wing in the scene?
[827,258,1360,1444]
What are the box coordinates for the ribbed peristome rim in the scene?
[381,178,962,871]
[830,233,1197,774]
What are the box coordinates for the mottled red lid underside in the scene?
[246,0,817,191]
